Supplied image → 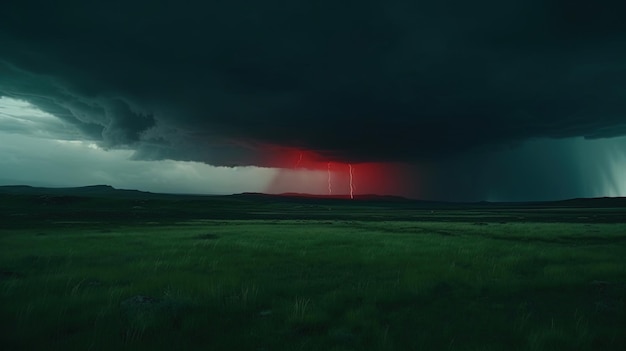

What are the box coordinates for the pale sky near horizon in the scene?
[0,97,279,195]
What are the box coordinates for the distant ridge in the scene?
[0,184,116,191]
[279,192,411,201]
[227,191,626,207]
[0,184,153,198]
[234,192,412,202]
[550,196,626,208]
[0,185,625,207]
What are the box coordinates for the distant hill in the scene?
[1,185,624,225]
[0,184,154,199]
[278,193,412,202]
[0,185,625,208]
[233,192,413,203]
[551,197,626,208]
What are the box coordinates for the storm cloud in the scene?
[1,0,625,167]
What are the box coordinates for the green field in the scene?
[1,187,625,350]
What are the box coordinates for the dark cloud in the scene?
[1,0,626,166]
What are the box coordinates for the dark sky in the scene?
[1,0,625,200]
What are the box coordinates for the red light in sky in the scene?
[263,148,411,198]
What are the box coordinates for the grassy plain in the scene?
[0,187,625,350]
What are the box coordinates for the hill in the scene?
[0,185,624,226]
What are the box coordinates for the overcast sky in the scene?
[1,0,625,201]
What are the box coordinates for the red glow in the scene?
[264,148,411,198]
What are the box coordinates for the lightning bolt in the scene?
[349,164,354,200]
[327,162,332,195]
[294,152,303,169]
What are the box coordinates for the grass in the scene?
[1,219,625,350]
[0,191,625,350]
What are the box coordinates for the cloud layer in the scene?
[1,0,626,167]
